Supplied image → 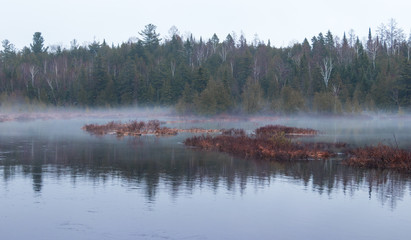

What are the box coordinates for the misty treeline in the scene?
[0,20,410,114]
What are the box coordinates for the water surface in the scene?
[0,116,410,240]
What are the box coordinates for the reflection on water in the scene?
[1,134,410,209]
[1,117,410,240]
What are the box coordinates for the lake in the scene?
[0,113,410,240]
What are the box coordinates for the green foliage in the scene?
[242,77,263,113]
[194,79,232,115]
[398,60,411,108]
[192,67,209,93]
[313,92,334,113]
[118,58,136,104]
[139,24,161,51]
[281,86,305,113]
[30,32,48,54]
[176,83,195,114]
[91,55,111,105]
[0,25,410,114]
[268,131,291,147]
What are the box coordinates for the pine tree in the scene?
[91,55,110,105]
[398,60,411,108]
[30,32,48,54]
[139,24,161,51]
[192,67,209,93]
[118,58,136,104]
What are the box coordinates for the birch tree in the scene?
[219,42,228,62]
[320,57,333,88]
[386,18,404,55]
[378,19,404,55]
[407,31,411,62]
[366,29,378,69]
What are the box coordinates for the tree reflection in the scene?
[0,136,410,209]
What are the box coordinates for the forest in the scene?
[0,19,410,115]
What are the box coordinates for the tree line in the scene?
[0,20,410,114]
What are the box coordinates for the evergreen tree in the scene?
[194,79,232,115]
[0,22,409,113]
[30,32,48,54]
[281,86,305,113]
[139,24,161,51]
[398,60,411,109]
[92,55,110,105]
[242,77,263,113]
[192,67,209,93]
[118,58,136,104]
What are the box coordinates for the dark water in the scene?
[0,116,410,240]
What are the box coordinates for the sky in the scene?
[1,0,411,50]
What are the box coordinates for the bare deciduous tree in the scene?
[272,56,290,89]
[253,58,260,81]
[391,87,400,111]
[368,38,378,69]
[29,65,38,87]
[407,32,411,62]
[331,83,340,113]
[378,19,405,55]
[219,42,228,62]
[194,40,206,66]
[320,57,333,88]
[386,18,404,55]
[170,60,176,79]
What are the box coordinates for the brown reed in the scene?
[344,144,411,172]
[82,119,221,137]
[184,125,333,161]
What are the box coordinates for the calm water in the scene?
[0,115,410,240]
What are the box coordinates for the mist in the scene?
[0,104,409,149]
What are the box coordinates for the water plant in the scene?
[344,144,411,172]
[184,125,335,161]
[82,119,220,137]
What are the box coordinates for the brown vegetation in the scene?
[83,120,176,136]
[345,144,411,172]
[82,119,221,137]
[221,128,246,136]
[184,135,335,161]
[255,125,318,138]
[82,120,411,172]
[184,125,336,161]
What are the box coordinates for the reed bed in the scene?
[345,144,411,172]
[255,125,318,138]
[221,128,246,136]
[184,125,335,161]
[83,120,174,136]
[82,119,221,137]
[83,120,411,172]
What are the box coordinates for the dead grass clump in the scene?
[83,120,165,136]
[147,120,161,131]
[82,121,122,135]
[126,120,145,132]
[184,134,332,161]
[221,128,246,136]
[344,144,411,172]
[179,128,221,134]
[82,119,221,137]
[184,124,333,161]
[255,125,318,138]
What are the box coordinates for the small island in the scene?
[83,119,411,173]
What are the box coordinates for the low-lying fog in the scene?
[0,107,410,149]
[1,107,410,240]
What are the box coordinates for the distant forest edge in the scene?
[0,20,410,115]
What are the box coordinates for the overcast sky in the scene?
[1,0,410,50]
